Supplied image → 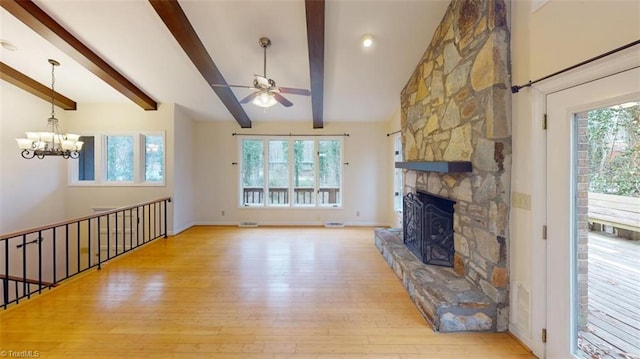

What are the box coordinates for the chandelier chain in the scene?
[50,60,55,119]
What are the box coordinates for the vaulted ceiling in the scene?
[0,0,449,128]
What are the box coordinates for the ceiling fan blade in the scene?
[272,92,293,107]
[239,91,260,104]
[278,87,311,96]
[211,83,254,89]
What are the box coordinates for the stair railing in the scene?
[0,197,171,309]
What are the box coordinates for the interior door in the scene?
[545,67,640,358]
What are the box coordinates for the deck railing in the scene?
[243,187,340,205]
[0,197,171,309]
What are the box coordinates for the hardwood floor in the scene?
[0,226,535,358]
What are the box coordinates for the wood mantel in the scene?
[395,161,472,173]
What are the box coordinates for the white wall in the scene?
[63,102,175,232]
[193,120,392,226]
[509,0,640,352]
[172,105,196,234]
[0,83,68,233]
[386,109,402,228]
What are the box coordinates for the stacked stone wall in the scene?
[400,0,512,329]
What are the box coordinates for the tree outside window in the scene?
[239,137,343,207]
[106,135,134,182]
[145,135,164,182]
[588,102,639,197]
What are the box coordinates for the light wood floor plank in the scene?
[0,226,535,358]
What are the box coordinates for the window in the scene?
[268,140,289,205]
[241,139,264,205]
[145,135,164,182]
[69,132,165,186]
[239,137,343,208]
[318,140,341,205]
[293,140,315,205]
[77,136,95,181]
[106,135,134,182]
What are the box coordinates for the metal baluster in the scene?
[115,212,119,256]
[38,230,42,294]
[52,227,57,285]
[146,204,149,243]
[107,213,111,259]
[153,203,156,239]
[65,224,69,278]
[163,199,168,238]
[144,204,147,243]
[76,222,80,273]
[129,208,133,251]
[97,216,102,270]
[88,219,92,268]
[122,209,126,252]
[3,239,9,309]
[136,207,140,247]
[22,234,27,300]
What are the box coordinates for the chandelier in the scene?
[15,59,83,159]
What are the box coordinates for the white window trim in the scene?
[141,132,166,185]
[316,137,343,209]
[68,131,165,187]
[238,136,344,209]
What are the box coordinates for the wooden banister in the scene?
[0,197,172,241]
[0,274,57,287]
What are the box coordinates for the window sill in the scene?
[239,205,343,210]
[68,182,166,187]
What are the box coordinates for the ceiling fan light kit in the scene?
[15,59,83,159]
[253,92,278,108]
[211,37,311,109]
[361,34,375,48]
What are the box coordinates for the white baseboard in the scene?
[191,221,388,227]
[169,222,196,236]
[508,323,532,352]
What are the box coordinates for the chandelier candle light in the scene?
[16,59,83,159]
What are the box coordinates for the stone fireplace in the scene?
[375,0,511,332]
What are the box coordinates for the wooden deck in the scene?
[578,232,640,359]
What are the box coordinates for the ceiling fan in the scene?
[212,37,311,108]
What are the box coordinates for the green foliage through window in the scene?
[106,136,134,182]
[242,140,264,188]
[240,137,342,206]
[145,135,164,182]
[70,132,164,185]
[588,102,639,197]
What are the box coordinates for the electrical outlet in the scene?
[221,210,225,216]
[356,211,360,217]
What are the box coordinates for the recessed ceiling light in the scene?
[0,39,17,51]
[361,34,374,49]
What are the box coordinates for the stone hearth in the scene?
[375,228,500,331]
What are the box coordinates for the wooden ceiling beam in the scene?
[149,0,252,128]
[0,0,157,111]
[0,61,76,110]
[305,0,325,129]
